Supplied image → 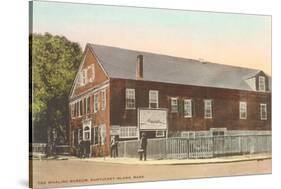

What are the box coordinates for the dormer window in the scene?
[259,76,266,91]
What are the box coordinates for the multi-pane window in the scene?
[93,127,99,145]
[83,126,91,141]
[101,90,106,111]
[171,97,178,112]
[79,64,95,86]
[260,103,267,120]
[75,102,79,117]
[79,100,83,116]
[94,93,99,113]
[86,97,90,114]
[126,88,135,109]
[74,103,77,117]
[184,99,192,118]
[99,125,106,145]
[204,99,212,118]
[88,64,95,82]
[149,90,159,108]
[259,76,266,91]
[239,101,247,119]
[83,98,86,115]
[120,127,138,138]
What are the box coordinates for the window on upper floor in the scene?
[171,97,178,112]
[239,101,247,119]
[73,103,76,117]
[259,76,266,91]
[83,98,86,115]
[78,64,95,87]
[86,96,90,114]
[94,93,99,113]
[149,90,159,108]
[79,100,83,117]
[101,90,106,111]
[204,99,213,119]
[126,88,135,109]
[260,103,267,120]
[184,99,192,118]
[75,102,79,117]
[88,64,95,82]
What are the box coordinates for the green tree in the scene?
[30,33,82,145]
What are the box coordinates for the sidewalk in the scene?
[70,153,271,165]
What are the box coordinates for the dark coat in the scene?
[140,136,147,150]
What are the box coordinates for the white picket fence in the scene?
[118,134,271,159]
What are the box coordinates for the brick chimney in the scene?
[136,55,143,79]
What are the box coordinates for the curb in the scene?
[73,155,272,166]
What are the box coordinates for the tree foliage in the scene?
[30,33,82,143]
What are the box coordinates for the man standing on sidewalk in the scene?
[139,132,147,161]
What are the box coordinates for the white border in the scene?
[1,1,280,189]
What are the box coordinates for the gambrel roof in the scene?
[89,44,271,91]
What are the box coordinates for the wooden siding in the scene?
[72,46,109,97]
[110,79,271,137]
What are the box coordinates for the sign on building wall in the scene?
[139,109,168,130]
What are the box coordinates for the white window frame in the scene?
[94,93,99,113]
[79,100,82,117]
[260,103,267,120]
[204,99,213,119]
[83,98,86,115]
[119,126,138,139]
[89,64,95,82]
[184,99,192,118]
[101,90,106,111]
[149,90,159,108]
[239,101,247,119]
[210,128,227,136]
[75,102,78,117]
[125,88,136,109]
[258,76,266,92]
[99,124,106,145]
[83,121,91,141]
[171,97,178,112]
[86,96,90,114]
[156,130,165,137]
[93,126,99,145]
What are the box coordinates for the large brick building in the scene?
[69,44,271,157]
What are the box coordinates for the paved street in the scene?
[31,157,271,188]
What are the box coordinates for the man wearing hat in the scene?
[139,132,148,161]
